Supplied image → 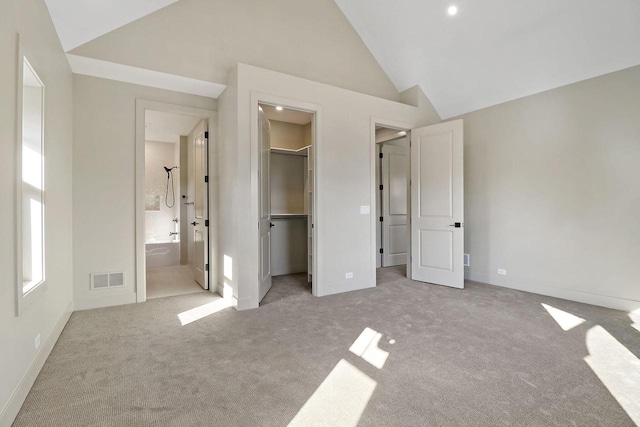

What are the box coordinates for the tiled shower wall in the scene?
[145,140,180,243]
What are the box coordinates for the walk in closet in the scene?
[260,105,314,284]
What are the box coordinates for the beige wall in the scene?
[460,65,640,310]
[220,64,440,309]
[270,121,308,151]
[216,68,239,298]
[0,0,74,423]
[271,153,306,214]
[73,75,216,310]
[70,0,400,102]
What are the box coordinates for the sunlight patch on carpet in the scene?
[584,325,640,424]
[349,327,389,369]
[542,303,585,331]
[178,298,232,325]
[288,359,376,427]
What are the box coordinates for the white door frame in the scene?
[370,117,412,280]
[135,99,217,303]
[250,92,322,305]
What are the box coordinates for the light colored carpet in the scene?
[14,267,639,426]
[146,264,205,299]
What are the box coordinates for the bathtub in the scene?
[146,240,180,268]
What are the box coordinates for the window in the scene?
[19,57,45,299]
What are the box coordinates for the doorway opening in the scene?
[142,108,211,300]
[374,125,411,282]
[258,103,315,305]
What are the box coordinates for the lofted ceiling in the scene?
[44,0,640,117]
[334,0,640,118]
[44,0,179,52]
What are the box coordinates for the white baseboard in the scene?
[319,277,375,297]
[466,270,640,312]
[214,282,224,297]
[74,292,137,311]
[0,301,73,427]
[234,295,255,311]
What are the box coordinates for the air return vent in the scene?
[90,272,125,290]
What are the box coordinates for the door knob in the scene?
[270,222,275,228]
[448,222,463,228]
[191,221,199,226]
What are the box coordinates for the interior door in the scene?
[410,120,464,288]
[193,119,209,289]
[382,142,408,267]
[258,107,272,302]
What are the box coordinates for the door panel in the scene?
[258,107,272,302]
[411,120,464,288]
[193,120,209,289]
[419,133,452,218]
[382,142,408,267]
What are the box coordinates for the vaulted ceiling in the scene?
[44,0,640,118]
[334,0,640,117]
[44,0,178,51]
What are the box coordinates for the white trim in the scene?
[74,292,137,311]
[15,37,48,316]
[135,100,217,304]
[466,271,640,312]
[67,54,226,99]
[234,296,254,312]
[0,301,73,426]
[369,116,412,282]
[249,92,322,308]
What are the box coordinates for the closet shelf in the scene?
[271,145,310,156]
[271,213,308,219]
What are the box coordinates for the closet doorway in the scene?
[375,126,410,272]
[258,103,315,304]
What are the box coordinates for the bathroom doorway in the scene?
[135,101,217,302]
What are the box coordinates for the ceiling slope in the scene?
[334,0,640,118]
[44,0,179,52]
[67,0,401,101]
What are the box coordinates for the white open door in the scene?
[258,107,272,302]
[410,120,464,288]
[382,142,408,267]
[193,120,209,289]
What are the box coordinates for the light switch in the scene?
[360,206,370,214]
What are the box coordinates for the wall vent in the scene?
[463,254,470,267]
[91,272,125,290]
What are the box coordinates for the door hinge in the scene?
[379,216,383,222]
[204,131,209,139]
[205,219,209,227]
[379,185,383,191]
[379,248,384,254]
[205,263,209,272]
[379,152,383,158]
[204,175,209,183]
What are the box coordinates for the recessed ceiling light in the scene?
[275,106,283,111]
[447,5,458,16]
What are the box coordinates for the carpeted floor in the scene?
[146,264,206,299]
[13,267,639,426]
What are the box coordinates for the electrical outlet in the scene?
[463,253,470,267]
[360,206,370,214]
[497,268,507,276]
[35,333,41,350]
[345,272,353,279]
